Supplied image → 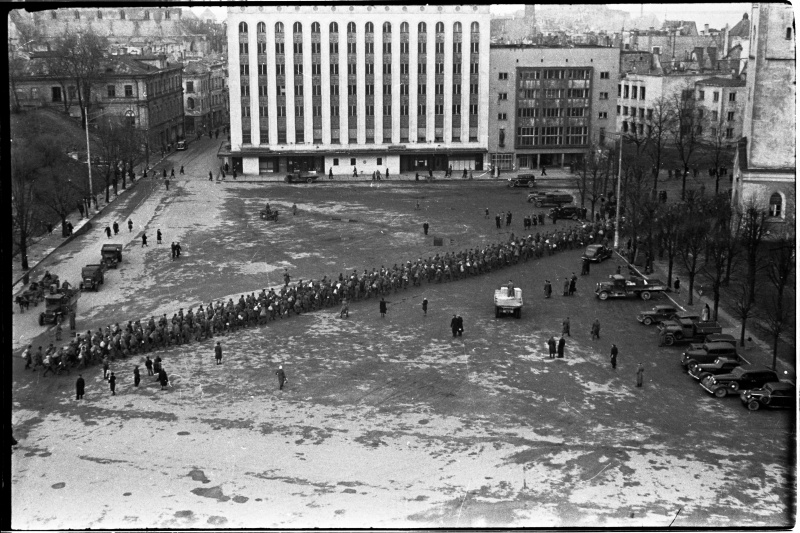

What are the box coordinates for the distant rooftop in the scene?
[695,76,746,87]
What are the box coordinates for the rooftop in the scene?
[695,77,746,87]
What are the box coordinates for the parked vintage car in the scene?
[703,333,737,346]
[176,139,189,150]
[507,174,536,188]
[549,205,586,221]
[80,264,105,291]
[285,170,319,183]
[527,191,574,207]
[740,382,796,411]
[700,365,780,398]
[687,357,741,381]
[681,341,739,369]
[101,244,123,269]
[582,244,613,264]
[658,319,722,346]
[637,305,679,326]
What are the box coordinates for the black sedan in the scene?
[582,244,613,263]
[740,382,795,411]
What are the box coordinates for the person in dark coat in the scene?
[456,315,463,336]
[562,317,570,337]
[75,375,85,399]
[105,226,112,238]
[495,214,502,229]
[162,168,167,178]
[180,165,184,175]
[547,336,556,358]
[109,372,116,395]
[165,178,170,190]
[544,280,552,298]
[562,278,570,296]
[506,211,512,227]
[113,222,119,235]
[329,167,334,180]
[591,319,601,340]
[77,201,85,219]
[145,356,153,376]
[636,363,644,387]
[557,337,566,358]
[450,315,459,337]
[275,365,287,390]
[133,366,141,387]
[157,229,162,245]
[610,344,618,369]
[379,298,387,318]
[385,167,389,180]
[214,341,223,365]
[158,368,169,390]
[569,273,577,295]
[209,171,213,181]
[141,233,148,247]
[153,356,162,375]
[423,222,429,235]
[422,298,428,316]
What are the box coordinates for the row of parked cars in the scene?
[636,304,794,411]
[80,244,123,292]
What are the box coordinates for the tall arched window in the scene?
[187,97,195,110]
[471,22,479,33]
[97,10,103,20]
[312,22,320,33]
[293,22,302,33]
[400,22,409,33]
[383,22,391,33]
[365,22,374,33]
[330,22,338,33]
[454,22,462,33]
[418,22,426,33]
[119,10,125,19]
[435,22,444,33]
[275,22,284,34]
[769,192,783,217]
[257,22,266,33]
[239,22,248,33]
[347,22,356,33]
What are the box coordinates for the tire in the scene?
[643,317,653,326]
[536,201,543,208]
[515,308,521,319]
[528,181,535,188]
[495,307,500,318]
[762,395,771,405]
[640,291,651,300]
[306,178,313,183]
[729,382,739,392]
[748,400,761,411]
[713,387,727,398]
[674,331,684,340]
[39,314,45,326]
[698,372,711,381]
[664,335,675,346]
[572,214,578,221]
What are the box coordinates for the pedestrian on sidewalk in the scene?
[77,201,85,219]
[702,303,711,322]
[171,242,176,260]
[562,278,570,296]
[162,168,167,179]
[157,229,162,245]
[141,233,148,247]
[451,315,459,337]
[636,363,644,387]
[541,165,547,176]
[109,372,116,395]
[569,273,577,295]
[380,298,387,318]
[105,226,112,239]
[385,167,389,180]
[180,165,184,175]
[353,166,358,177]
[134,366,140,387]
[128,219,133,232]
[462,168,468,179]
[170,168,175,177]
[23,345,32,370]
[214,341,222,365]
[113,221,119,235]
[276,365,287,390]
[329,167,334,180]
[209,171,213,181]
[145,356,154,376]
[673,278,681,294]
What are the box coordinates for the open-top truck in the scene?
[657,318,722,346]
[39,287,80,326]
[595,274,668,301]
[494,287,523,318]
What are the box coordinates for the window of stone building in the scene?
[165,10,170,20]
[187,97,195,110]
[107,85,116,98]
[125,85,133,97]
[725,127,733,138]
[276,22,284,34]
[728,92,736,102]
[769,193,783,217]
[97,11,103,19]
[51,11,57,19]
[330,22,338,33]
[713,91,719,102]
[258,22,266,33]
[727,111,735,121]
[787,27,793,40]
[74,11,80,20]
[144,11,150,20]
[51,87,62,102]
[119,10,125,19]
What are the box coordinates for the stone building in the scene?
[11,53,185,157]
[488,45,620,170]
[208,54,229,133]
[221,5,491,176]
[693,76,746,148]
[731,3,796,234]
[183,60,211,136]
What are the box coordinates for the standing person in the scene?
[133,366,141,387]
[158,368,169,390]
[77,201,85,219]
[113,221,119,235]
[275,365,287,391]
[329,167,334,180]
[165,178,170,191]
[209,171,213,181]
[214,341,222,365]
[562,317,571,337]
[141,233,148,247]
[485,207,489,219]
[450,315,459,337]
[541,165,547,176]
[544,280,552,299]
[456,315,464,337]
[109,372,116,396]
[506,211,512,227]
[292,203,298,216]
[75,374,85,400]
[385,167,389,180]
[163,168,167,179]
[175,242,182,258]
[557,336,566,358]
[55,322,63,341]
[547,336,556,358]
[23,345,32,370]
[591,318,601,340]
[702,303,711,322]
[128,219,134,233]
[610,344,618,369]
[462,167,468,179]
[105,226,112,239]
[636,363,644,387]
[170,167,175,177]
[423,222,429,235]
[156,229,163,245]
[339,298,349,318]
[180,165,184,175]
[562,278,570,297]
[145,356,154,376]
[673,278,681,294]
[353,166,358,177]
[379,298,387,318]
[171,242,176,260]
[569,273,578,295]
[495,213,502,229]
[422,298,428,316]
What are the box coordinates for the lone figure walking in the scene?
[276,365,287,391]
[636,363,644,387]
[75,374,85,400]
[379,297,387,318]
[610,344,618,369]
[214,341,222,365]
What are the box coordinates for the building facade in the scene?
[488,45,620,170]
[209,55,229,131]
[732,3,796,232]
[693,76,746,148]
[222,5,491,176]
[183,60,211,135]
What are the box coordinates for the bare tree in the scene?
[670,85,706,200]
[32,135,83,236]
[52,29,108,129]
[763,233,795,369]
[574,145,607,219]
[729,278,760,348]
[95,117,125,203]
[739,197,769,306]
[676,207,709,306]
[643,96,675,194]
[657,202,683,287]
[700,114,735,194]
[11,142,42,270]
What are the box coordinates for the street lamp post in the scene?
[613,133,623,251]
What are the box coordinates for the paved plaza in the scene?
[10,142,795,528]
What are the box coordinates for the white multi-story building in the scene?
[222,5,491,176]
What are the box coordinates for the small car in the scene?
[681,341,739,370]
[636,304,679,325]
[583,244,613,264]
[285,171,319,183]
[549,205,585,220]
[740,382,795,411]
[700,365,779,398]
[507,174,536,188]
[176,139,188,150]
[687,357,741,381]
[527,191,574,207]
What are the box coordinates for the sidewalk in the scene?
[11,152,176,293]
[634,255,796,382]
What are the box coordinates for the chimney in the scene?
[704,24,709,35]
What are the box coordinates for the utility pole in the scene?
[613,134,623,251]
[84,106,94,203]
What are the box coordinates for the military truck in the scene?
[80,264,105,291]
[494,287,523,318]
[39,288,80,326]
[657,318,722,346]
[101,243,123,269]
[595,274,668,301]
